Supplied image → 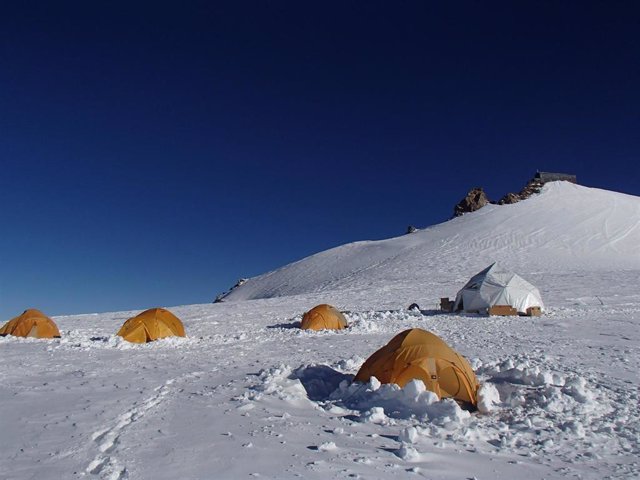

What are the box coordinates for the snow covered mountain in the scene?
[221,181,640,304]
[2,181,638,480]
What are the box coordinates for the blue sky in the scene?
[1,1,639,319]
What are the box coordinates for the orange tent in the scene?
[0,309,61,339]
[117,308,186,343]
[300,304,348,331]
[354,328,479,406]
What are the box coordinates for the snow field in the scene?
[2,283,636,479]
[241,317,637,478]
[1,182,639,479]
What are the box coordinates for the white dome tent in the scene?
[453,263,544,315]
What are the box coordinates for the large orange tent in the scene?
[300,304,348,331]
[0,309,61,339]
[117,308,186,343]
[354,328,479,406]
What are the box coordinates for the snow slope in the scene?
[1,181,638,479]
[222,182,640,305]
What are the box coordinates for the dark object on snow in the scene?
[453,171,578,213]
[525,306,542,317]
[453,187,490,217]
[214,278,247,303]
[534,171,577,184]
[408,303,421,311]
[406,225,418,234]
[440,297,454,312]
[498,176,545,205]
[498,172,577,205]
[498,192,520,205]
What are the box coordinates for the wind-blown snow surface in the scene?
[1,182,639,479]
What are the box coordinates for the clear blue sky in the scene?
[1,1,639,319]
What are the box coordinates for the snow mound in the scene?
[470,354,639,461]
[0,330,194,350]
[328,377,471,426]
[243,362,472,428]
[476,382,501,413]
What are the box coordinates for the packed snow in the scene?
[1,182,638,479]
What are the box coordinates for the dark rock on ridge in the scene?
[453,187,490,217]
[455,172,577,216]
[498,192,520,205]
[214,278,247,303]
[498,177,545,205]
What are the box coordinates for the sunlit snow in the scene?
[1,182,638,479]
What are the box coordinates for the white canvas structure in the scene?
[453,263,544,314]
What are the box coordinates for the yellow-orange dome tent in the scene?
[117,308,186,343]
[0,309,61,339]
[354,328,479,406]
[300,304,348,331]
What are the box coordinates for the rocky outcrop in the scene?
[214,278,247,303]
[458,172,576,212]
[448,171,577,219]
[453,187,490,217]
[497,177,545,205]
[498,192,520,205]
[519,177,545,197]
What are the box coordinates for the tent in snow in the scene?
[354,328,479,406]
[117,308,186,343]
[300,304,348,331]
[0,309,61,339]
[453,263,544,315]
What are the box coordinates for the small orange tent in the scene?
[354,328,479,406]
[300,304,348,331]
[117,308,186,343]
[0,309,61,339]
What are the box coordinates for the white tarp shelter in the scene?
[453,263,544,314]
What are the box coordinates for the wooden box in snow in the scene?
[440,297,454,312]
[487,305,518,316]
[526,306,542,317]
